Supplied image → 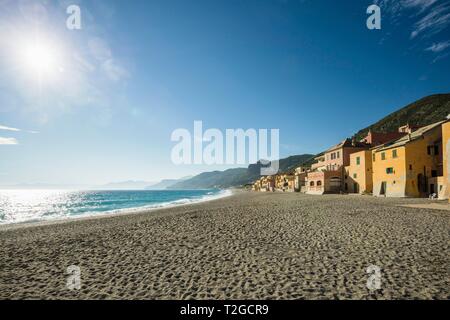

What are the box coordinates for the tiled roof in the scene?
[324,138,369,153]
[373,120,446,152]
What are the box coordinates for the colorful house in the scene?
[372,120,445,197]
[307,170,342,194]
[307,138,370,194]
[344,150,373,194]
[442,118,450,201]
[260,176,275,192]
[360,130,406,146]
[275,173,295,192]
[252,179,262,191]
[294,166,308,192]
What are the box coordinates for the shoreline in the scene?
[0,188,235,231]
[1,192,448,299]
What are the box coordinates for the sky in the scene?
[0,0,449,186]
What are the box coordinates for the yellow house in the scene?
[442,119,450,201]
[372,120,445,197]
[275,173,295,191]
[344,150,373,194]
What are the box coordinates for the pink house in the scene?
[307,138,370,194]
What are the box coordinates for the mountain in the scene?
[168,154,315,189]
[96,180,155,190]
[145,176,192,190]
[171,94,449,190]
[354,93,450,140]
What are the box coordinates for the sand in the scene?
[0,192,449,300]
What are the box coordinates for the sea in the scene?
[0,189,230,225]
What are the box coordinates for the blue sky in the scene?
[0,0,449,186]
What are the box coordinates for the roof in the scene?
[324,138,369,153]
[373,120,446,152]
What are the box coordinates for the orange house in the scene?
[344,150,373,194]
[442,119,450,201]
[372,121,445,197]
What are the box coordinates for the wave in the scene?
[0,189,233,226]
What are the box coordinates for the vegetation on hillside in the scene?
[168,154,314,189]
[170,93,449,189]
[354,94,450,140]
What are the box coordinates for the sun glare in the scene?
[17,38,63,81]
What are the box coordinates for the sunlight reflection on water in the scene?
[0,189,228,225]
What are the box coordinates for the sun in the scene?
[17,38,63,81]
[23,43,56,73]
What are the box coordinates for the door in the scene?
[380,182,387,195]
[430,184,435,195]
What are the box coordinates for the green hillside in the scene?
[169,93,449,190]
[354,93,450,140]
[168,154,314,189]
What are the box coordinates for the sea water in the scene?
[0,189,230,225]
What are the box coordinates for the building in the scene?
[372,120,445,197]
[275,173,295,192]
[344,150,373,194]
[294,166,308,192]
[360,130,407,147]
[442,118,450,201]
[260,176,275,192]
[252,179,262,191]
[398,124,421,134]
[307,138,370,194]
[307,170,342,194]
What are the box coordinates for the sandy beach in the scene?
[0,191,449,300]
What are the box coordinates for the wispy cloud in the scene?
[0,137,18,145]
[376,0,450,46]
[0,1,130,126]
[0,124,20,132]
[426,40,450,52]
[0,124,39,133]
[88,37,129,82]
[377,0,439,14]
[403,0,438,11]
[410,3,450,39]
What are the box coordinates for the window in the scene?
[386,167,394,174]
[353,173,357,179]
[409,164,412,170]
[336,151,340,159]
[317,181,322,186]
[434,145,439,155]
[310,181,315,186]
[373,153,376,162]
[427,145,439,156]
[392,149,398,158]
[381,152,386,160]
[356,157,360,165]
[331,153,336,160]
[431,170,438,178]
